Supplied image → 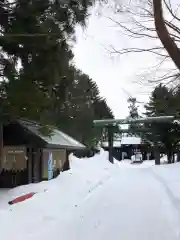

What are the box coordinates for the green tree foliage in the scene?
[144,84,180,163]
[128,97,139,119]
[127,97,140,136]
[52,69,114,146]
[0,0,92,123]
[0,0,114,150]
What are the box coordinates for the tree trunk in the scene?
[0,123,3,174]
[154,148,160,165]
[153,0,180,71]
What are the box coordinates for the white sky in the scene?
[73,1,179,119]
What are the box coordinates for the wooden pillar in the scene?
[154,147,160,165]
[177,151,180,162]
[33,148,41,183]
[0,123,3,174]
[63,149,70,171]
[107,126,114,164]
[39,148,43,181]
[27,147,33,183]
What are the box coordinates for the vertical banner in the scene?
[48,151,53,180]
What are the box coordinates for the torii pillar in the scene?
[107,126,114,164]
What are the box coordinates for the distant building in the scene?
[101,135,153,161]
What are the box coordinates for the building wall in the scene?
[0,146,67,187]
[42,148,66,179]
[0,146,28,188]
[3,146,27,171]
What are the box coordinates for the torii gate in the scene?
[93,116,176,165]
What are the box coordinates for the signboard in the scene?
[48,152,53,180]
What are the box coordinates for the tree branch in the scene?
[110,45,168,57]
[163,0,180,22]
[108,16,158,39]
[153,0,180,71]
[106,0,180,85]
[165,20,180,37]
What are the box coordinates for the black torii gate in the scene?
[93,116,176,165]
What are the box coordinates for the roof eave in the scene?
[44,143,86,150]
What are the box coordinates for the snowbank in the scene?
[0,149,118,205]
[0,149,121,239]
[1,149,180,240]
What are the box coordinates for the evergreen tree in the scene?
[144,84,180,164]
[53,69,114,146]
[128,97,139,119]
[127,97,140,136]
[0,0,93,122]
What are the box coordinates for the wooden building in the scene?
[102,136,153,161]
[0,119,85,188]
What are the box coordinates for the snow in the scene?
[18,119,85,149]
[1,149,180,239]
[102,136,141,147]
[121,136,141,145]
[102,140,121,147]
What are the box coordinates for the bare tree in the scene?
[106,0,180,84]
[153,1,180,69]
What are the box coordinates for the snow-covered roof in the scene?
[121,137,141,145]
[101,136,141,147]
[18,119,86,149]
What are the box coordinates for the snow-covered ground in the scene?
[1,150,180,239]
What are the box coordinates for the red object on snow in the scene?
[8,192,36,205]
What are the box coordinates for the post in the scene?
[177,151,180,162]
[27,147,33,184]
[154,147,160,165]
[0,123,3,174]
[107,126,114,163]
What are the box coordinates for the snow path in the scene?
[1,156,180,240]
[60,168,179,240]
[26,168,180,240]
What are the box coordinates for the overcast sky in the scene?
[73,1,178,118]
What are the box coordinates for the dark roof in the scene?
[18,119,86,150]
